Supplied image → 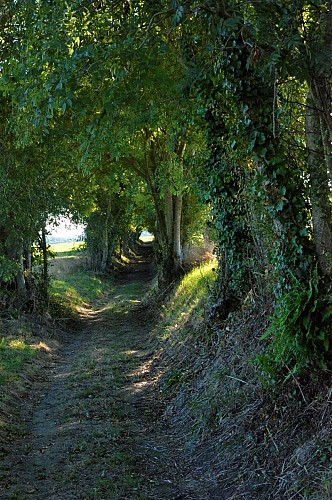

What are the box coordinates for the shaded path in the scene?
[1,248,192,499]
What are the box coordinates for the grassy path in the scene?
[0,251,190,499]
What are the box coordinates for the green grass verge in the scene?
[0,337,39,385]
[51,272,113,309]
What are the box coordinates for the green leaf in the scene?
[222,17,242,31]
[323,306,332,321]
[302,315,311,330]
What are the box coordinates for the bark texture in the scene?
[306,89,332,277]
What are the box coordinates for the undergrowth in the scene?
[257,268,332,380]
[0,319,54,459]
[156,262,332,498]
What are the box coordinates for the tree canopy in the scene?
[0,0,331,374]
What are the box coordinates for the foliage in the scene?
[258,268,332,379]
[0,0,210,287]
[0,0,331,371]
[0,256,21,284]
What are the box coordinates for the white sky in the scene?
[46,217,85,241]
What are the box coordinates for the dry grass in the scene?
[183,238,215,268]
[1,245,200,499]
[49,241,85,256]
[49,256,86,276]
[155,275,332,498]
[2,249,332,497]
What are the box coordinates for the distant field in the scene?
[50,241,85,257]
[139,234,154,243]
[49,242,86,276]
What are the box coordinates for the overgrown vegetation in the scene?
[51,272,112,310]
[258,269,332,380]
[1,0,330,377]
[0,317,56,460]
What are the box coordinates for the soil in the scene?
[0,248,209,499]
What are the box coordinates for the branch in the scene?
[138,8,174,49]
[119,156,147,180]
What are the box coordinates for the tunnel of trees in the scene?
[0,0,331,376]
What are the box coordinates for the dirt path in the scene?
[0,251,198,499]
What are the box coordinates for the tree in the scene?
[2,0,210,287]
[172,0,331,370]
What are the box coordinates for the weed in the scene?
[121,474,140,488]
[112,406,129,418]
[108,426,124,441]
[71,440,90,453]
[214,367,228,380]
[95,477,116,491]
[78,384,104,398]
[164,368,184,389]
[110,450,131,464]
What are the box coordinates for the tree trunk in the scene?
[24,243,32,271]
[5,238,27,305]
[165,187,173,242]
[15,246,27,302]
[144,134,186,287]
[0,225,28,304]
[173,193,183,270]
[100,196,111,272]
[306,89,332,277]
[40,227,49,300]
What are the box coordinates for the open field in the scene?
[49,241,85,257]
[49,242,86,276]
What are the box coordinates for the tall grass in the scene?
[160,261,216,340]
[0,337,39,385]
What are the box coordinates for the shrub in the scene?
[257,266,332,379]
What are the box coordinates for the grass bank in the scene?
[0,337,38,385]
[50,272,112,310]
[0,320,56,458]
[156,260,332,498]
[0,244,87,458]
[159,261,216,342]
